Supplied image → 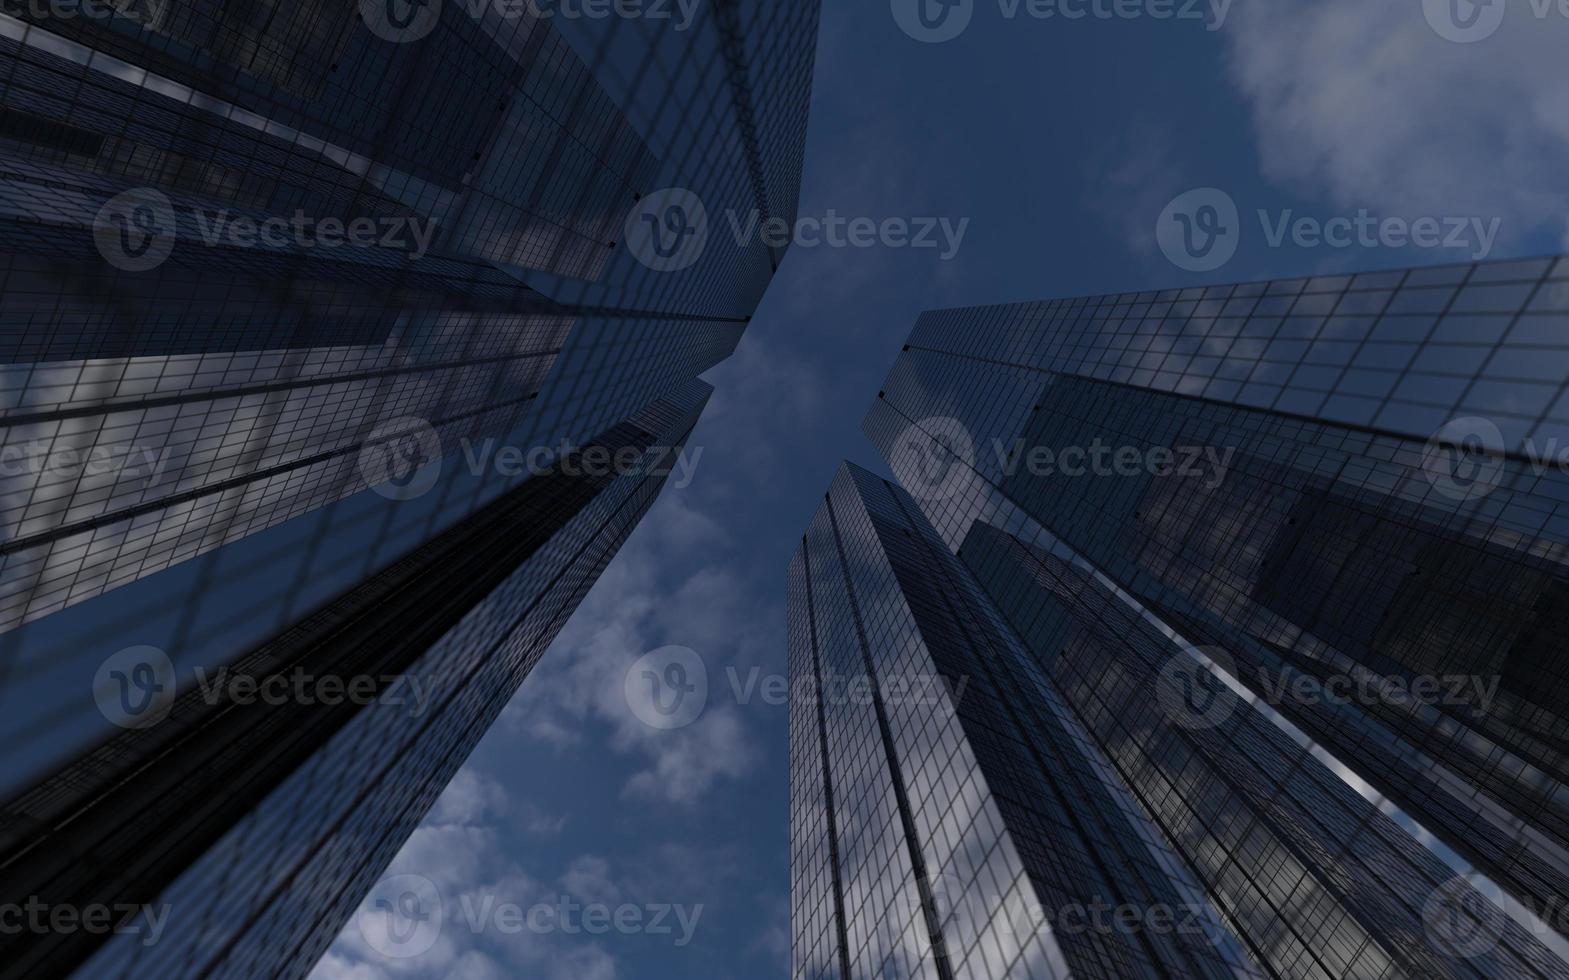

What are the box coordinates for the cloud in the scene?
[698,329,828,488]
[1083,121,1190,261]
[749,893,791,971]
[308,776,626,980]
[426,769,510,827]
[516,801,570,837]
[1223,0,1569,243]
[561,856,622,906]
[621,707,757,805]
[501,490,766,806]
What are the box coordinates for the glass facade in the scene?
[790,464,1260,980]
[0,1,821,977]
[793,256,1569,979]
[0,0,822,631]
[32,381,713,980]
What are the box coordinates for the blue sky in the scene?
[314,2,1569,977]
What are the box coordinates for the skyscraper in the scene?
[792,256,1569,979]
[0,1,821,977]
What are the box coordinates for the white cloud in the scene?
[1084,122,1190,261]
[426,769,510,827]
[308,777,626,980]
[621,707,757,805]
[560,856,622,906]
[516,801,570,837]
[501,487,768,807]
[1223,0,1569,242]
[699,329,828,488]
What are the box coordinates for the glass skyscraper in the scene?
[792,257,1569,979]
[0,1,820,977]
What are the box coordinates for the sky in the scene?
[313,1,1569,977]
